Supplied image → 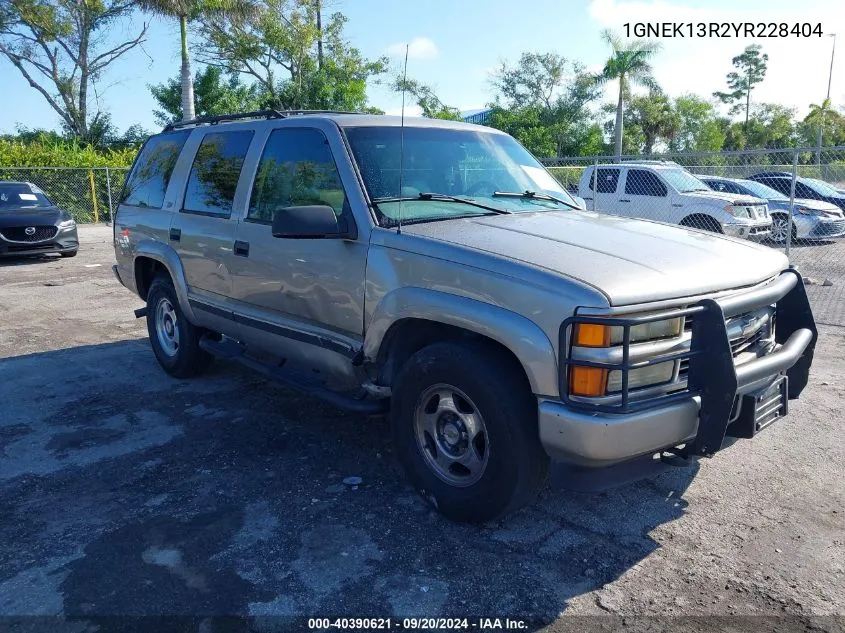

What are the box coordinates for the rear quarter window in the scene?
[121,130,191,209]
[588,168,620,193]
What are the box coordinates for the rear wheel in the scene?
[770,214,796,244]
[391,339,549,523]
[146,275,213,378]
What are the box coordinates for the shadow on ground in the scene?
[0,341,700,630]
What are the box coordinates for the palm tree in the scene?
[137,0,256,122]
[596,30,662,158]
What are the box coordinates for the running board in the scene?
[199,336,388,415]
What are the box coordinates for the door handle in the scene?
[619,199,631,202]
[169,227,181,241]
[234,240,250,257]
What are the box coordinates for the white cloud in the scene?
[386,37,439,61]
[587,0,844,118]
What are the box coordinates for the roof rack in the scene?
[162,109,365,132]
[621,159,679,166]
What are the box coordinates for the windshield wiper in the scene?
[371,192,511,215]
[492,190,580,210]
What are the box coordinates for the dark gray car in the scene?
[0,181,79,258]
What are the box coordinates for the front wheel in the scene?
[391,340,549,523]
[770,214,796,244]
[146,275,213,378]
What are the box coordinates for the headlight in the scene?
[58,218,76,228]
[725,205,750,218]
[796,207,818,216]
[607,361,674,393]
[573,318,681,347]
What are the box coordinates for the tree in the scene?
[595,30,661,159]
[487,52,602,157]
[801,100,845,148]
[744,103,795,149]
[136,0,256,122]
[713,44,768,136]
[0,0,147,141]
[627,89,679,154]
[195,0,387,111]
[392,77,460,120]
[670,94,724,153]
[150,65,263,125]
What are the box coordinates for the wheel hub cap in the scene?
[154,297,180,357]
[413,384,490,487]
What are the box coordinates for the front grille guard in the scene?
[559,268,817,457]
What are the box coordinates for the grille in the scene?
[678,311,769,378]
[0,225,58,242]
[811,219,845,237]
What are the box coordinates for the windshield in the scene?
[659,169,709,193]
[0,183,52,209]
[738,179,788,200]
[344,125,577,225]
[804,178,842,197]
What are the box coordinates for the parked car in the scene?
[701,176,845,243]
[0,181,78,258]
[748,172,845,213]
[577,161,771,240]
[113,111,816,523]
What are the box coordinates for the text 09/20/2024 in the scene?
[624,22,824,38]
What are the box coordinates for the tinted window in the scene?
[248,128,346,223]
[758,177,791,195]
[794,182,817,199]
[121,131,190,208]
[0,183,52,208]
[183,131,253,216]
[588,168,620,193]
[625,169,667,196]
[704,180,727,192]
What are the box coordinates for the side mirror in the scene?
[271,205,345,239]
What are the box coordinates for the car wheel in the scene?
[60,250,78,258]
[770,214,796,244]
[391,339,549,523]
[146,274,213,378]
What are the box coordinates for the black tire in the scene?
[769,214,797,245]
[391,339,549,523]
[681,215,723,233]
[60,249,78,258]
[146,274,213,378]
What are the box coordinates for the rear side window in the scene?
[121,130,191,209]
[183,131,254,216]
[759,177,791,195]
[248,128,347,223]
[588,168,620,193]
[625,169,667,197]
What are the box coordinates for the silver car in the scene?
[113,111,816,523]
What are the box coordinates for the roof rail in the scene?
[162,109,366,132]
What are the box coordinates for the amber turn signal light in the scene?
[573,323,611,347]
[569,366,608,397]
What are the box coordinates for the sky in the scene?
[1,0,843,135]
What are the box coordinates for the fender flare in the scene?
[680,205,730,227]
[133,240,198,323]
[364,287,560,397]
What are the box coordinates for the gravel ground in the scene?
[0,225,843,632]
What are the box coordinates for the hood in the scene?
[768,198,843,215]
[402,211,788,307]
[685,190,765,206]
[0,206,63,227]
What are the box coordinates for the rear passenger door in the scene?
[584,167,621,214]
[618,169,672,222]
[169,129,254,302]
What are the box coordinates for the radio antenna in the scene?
[396,43,409,235]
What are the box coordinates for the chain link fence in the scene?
[542,147,845,327]
[0,166,130,224]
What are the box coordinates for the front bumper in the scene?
[808,217,845,239]
[723,220,771,241]
[540,269,816,466]
[0,225,78,257]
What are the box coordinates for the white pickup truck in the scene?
[577,161,772,240]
